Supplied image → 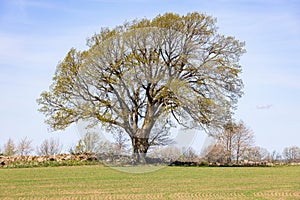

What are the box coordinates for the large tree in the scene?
[37,12,245,163]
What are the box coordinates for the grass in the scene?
[0,165,299,199]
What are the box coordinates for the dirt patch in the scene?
[168,192,247,200]
[254,191,300,198]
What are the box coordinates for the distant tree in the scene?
[283,146,300,163]
[72,139,85,154]
[258,147,270,161]
[219,122,236,163]
[180,147,199,162]
[71,132,112,154]
[148,146,182,162]
[233,121,255,163]
[217,120,254,163]
[202,144,226,164]
[3,138,17,156]
[112,131,130,155]
[37,138,63,155]
[243,146,269,162]
[80,132,101,154]
[37,12,245,163]
[17,137,33,156]
[268,150,282,163]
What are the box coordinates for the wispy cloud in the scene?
[256,104,273,110]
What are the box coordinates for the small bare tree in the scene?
[17,137,33,156]
[218,123,236,163]
[71,132,114,154]
[3,138,17,156]
[243,146,269,162]
[217,120,254,164]
[72,132,104,154]
[269,150,282,163]
[283,146,300,163]
[202,144,226,164]
[81,132,100,154]
[37,138,63,155]
[181,147,198,162]
[112,131,130,155]
[234,121,255,163]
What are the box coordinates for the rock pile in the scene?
[0,153,98,167]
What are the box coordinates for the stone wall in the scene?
[0,153,98,167]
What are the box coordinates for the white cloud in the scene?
[256,104,273,110]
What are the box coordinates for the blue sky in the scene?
[0,0,299,153]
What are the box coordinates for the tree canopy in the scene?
[37,12,245,162]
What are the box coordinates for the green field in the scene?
[1,165,299,199]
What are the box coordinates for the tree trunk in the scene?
[131,137,150,164]
[236,146,240,164]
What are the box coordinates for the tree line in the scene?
[149,120,300,165]
[0,137,62,156]
[1,129,299,165]
[200,120,300,164]
[0,131,129,157]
